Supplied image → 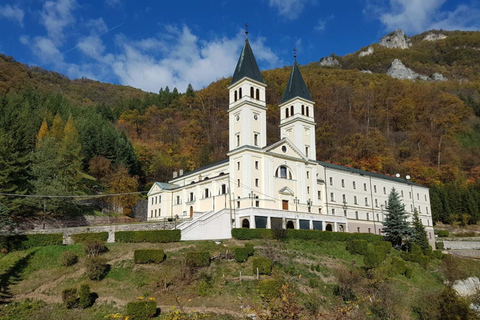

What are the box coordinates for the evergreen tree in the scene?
[383,188,412,249]
[0,202,15,233]
[410,208,430,252]
[186,83,195,97]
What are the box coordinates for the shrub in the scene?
[438,286,473,319]
[364,245,386,269]
[84,240,107,257]
[62,288,78,309]
[7,233,63,250]
[434,229,449,237]
[272,228,288,240]
[134,249,165,264]
[256,279,282,301]
[244,243,255,256]
[376,241,392,254]
[78,284,93,309]
[85,257,109,280]
[186,251,210,268]
[231,228,273,240]
[410,244,430,269]
[405,267,413,278]
[346,239,368,255]
[126,299,157,320]
[432,250,443,259]
[391,256,407,275]
[115,230,180,243]
[436,241,445,250]
[424,246,433,257]
[234,247,249,263]
[71,232,108,243]
[253,257,272,275]
[61,250,78,266]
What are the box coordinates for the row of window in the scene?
[329,177,428,201]
[233,86,260,102]
[173,185,228,205]
[235,132,260,147]
[151,196,161,205]
[328,209,431,226]
[149,208,161,218]
[285,104,310,118]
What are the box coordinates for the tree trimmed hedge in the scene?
[71,232,108,243]
[234,247,250,263]
[134,249,165,264]
[232,228,383,242]
[126,299,157,320]
[7,233,63,250]
[253,257,272,275]
[232,228,273,240]
[434,229,450,237]
[346,240,368,255]
[115,230,180,243]
[186,251,210,268]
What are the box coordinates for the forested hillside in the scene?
[1,30,480,225]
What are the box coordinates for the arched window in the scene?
[301,105,305,115]
[306,106,309,117]
[234,90,237,101]
[275,165,293,179]
[290,105,294,116]
[256,88,260,100]
[242,219,250,228]
[286,221,295,229]
[250,87,254,98]
[239,87,242,98]
[285,108,289,118]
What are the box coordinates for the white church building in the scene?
[147,35,434,245]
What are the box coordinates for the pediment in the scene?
[278,186,295,196]
[264,138,307,161]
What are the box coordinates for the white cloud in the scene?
[268,0,314,20]
[40,0,77,44]
[369,0,480,34]
[77,36,106,60]
[105,0,122,8]
[84,17,108,35]
[0,4,24,26]
[315,15,335,32]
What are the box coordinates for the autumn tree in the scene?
[106,166,139,215]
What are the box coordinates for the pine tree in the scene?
[383,188,412,249]
[410,208,430,252]
[186,83,195,97]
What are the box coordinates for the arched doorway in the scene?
[326,224,333,232]
[189,206,193,218]
[242,218,250,228]
[286,221,295,229]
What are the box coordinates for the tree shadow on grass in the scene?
[0,250,36,304]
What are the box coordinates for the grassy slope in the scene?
[0,239,476,319]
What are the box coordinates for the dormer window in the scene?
[275,165,292,179]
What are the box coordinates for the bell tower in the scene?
[279,52,316,160]
[228,30,267,151]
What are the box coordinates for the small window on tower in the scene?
[255,161,259,169]
[301,105,305,115]
[256,88,260,100]
[305,146,309,157]
[239,87,242,98]
[290,105,294,115]
[306,106,309,117]
[285,108,289,118]
[254,133,259,146]
[250,87,254,98]
[234,90,237,101]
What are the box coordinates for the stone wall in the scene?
[18,219,188,244]
[443,240,480,250]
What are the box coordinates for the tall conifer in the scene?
[383,188,412,248]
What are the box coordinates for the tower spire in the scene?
[245,23,249,38]
[293,48,297,63]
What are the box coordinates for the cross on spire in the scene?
[293,48,297,63]
[245,23,249,37]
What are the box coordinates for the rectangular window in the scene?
[221,184,226,194]
[418,206,421,213]
[341,179,345,188]
[255,178,259,187]
[357,227,360,233]
[176,196,180,204]
[342,194,346,203]
[254,133,259,146]
[355,211,359,220]
[401,190,404,197]
[344,209,347,217]
[189,192,194,202]
[237,179,240,187]
[366,212,369,220]
[318,191,321,200]
[151,197,154,205]
[307,186,310,194]
[375,199,378,207]
[236,134,240,147]
[354,196,358,205]
[155,209,157,216]
[237,161,240,170]
[365,197,368,206]
[374,185,377,193]
[306,171,310,179]
[332,208,335,215]
[155,196,157,204]
[417,193,419,200]
[353,181,356,189]
[159,196,161,203]
[305,146,309,157]
[368,228,371,233]
[376,213,379,221]
[330,192,334,202]
[255,161,259,169]
[364,183,367,191]
[329,177,333,186]
[383,187,386,194]
[425,194,427,201]
[409,191,412,199]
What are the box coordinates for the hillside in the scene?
[0,232,479,319]
[1,30,480,225]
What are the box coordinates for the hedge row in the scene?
[186,251,210,268]
[71,232,108,243]
[115,230,180,243]
[4,233,63,251]
[232,228,383,242]
[134,249,165,264]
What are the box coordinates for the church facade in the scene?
[147,36,434,245]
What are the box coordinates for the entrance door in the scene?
[189,206,193,218]
[282,200,289,210]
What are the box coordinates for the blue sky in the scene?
[0,0,479,93]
